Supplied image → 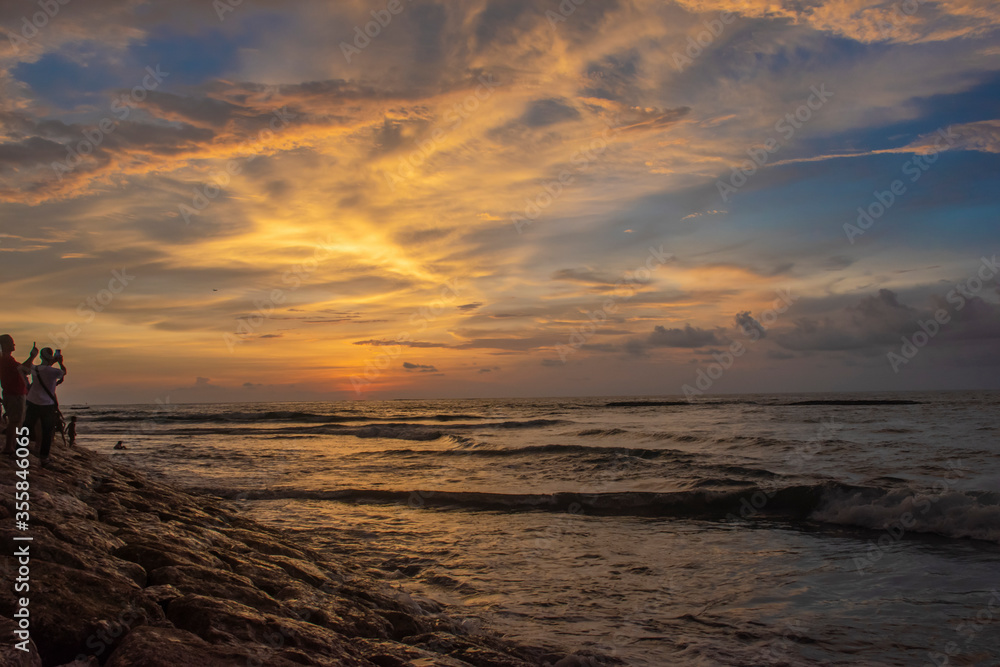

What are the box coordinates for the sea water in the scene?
[73,391,1000,665]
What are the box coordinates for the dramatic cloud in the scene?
[733,311,767,340]
[355,340,453,348]
[647,324,724,348]
[672,0,1000,44]
[403,362,439,372]
[519,98,581,127]
[1,0,997,401]
[775,287,1000,353]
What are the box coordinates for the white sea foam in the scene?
[812,488,1000,543]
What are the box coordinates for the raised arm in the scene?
[21,341,39,366]
[56,356,67,384]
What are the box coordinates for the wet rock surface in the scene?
[0,445,614,666]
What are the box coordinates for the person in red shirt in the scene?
[1,335,38,455]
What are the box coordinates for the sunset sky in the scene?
[1,0,999,404]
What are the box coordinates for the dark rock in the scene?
[785,399,922,406]
[352,638,473,666]
[48,518,126,554]
[404,632,539,666]
[149,565,284,613]
[213,550,301,597]
[220,527,312,560]
[147,562,249,587]
[0,561,163,666]
[166,594,369,664]
[142,584,184,609]
[382,610,435,640]
[264,553,335,588]
[104,626,301,667]
[554,656,607,667]
[30,529,146,587]
[0,444,598,667]
[96,508,163,532]
[30,487,97,522]
[114,540,228,572]
[283,598,393,640]
[0,617,43,666]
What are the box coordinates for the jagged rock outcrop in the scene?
[0,444,612,666]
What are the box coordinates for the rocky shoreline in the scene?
[0,442,612,666]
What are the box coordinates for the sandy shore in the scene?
[0,441,611,666]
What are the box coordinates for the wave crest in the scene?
[196,482,1000,544]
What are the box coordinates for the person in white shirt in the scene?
[24,347,67,465]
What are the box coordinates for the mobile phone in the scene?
[55,349,62,358]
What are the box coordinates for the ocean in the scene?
[69,391,1000,666]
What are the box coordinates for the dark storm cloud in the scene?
[263,179,292,199]
[519,98,581,127]
[108,121,217,152]
[0,137,68,168]
[619,322,728,357]
[735,311,767,340]
[551,267,644,286]
[927,293,1000,343]
[775,289,914,351]
[372,118,407,153]
[140,91,242,129]
[442,327,567,352]
[647,324,724,348]
[579,343,617,353]
[411,2,448,65]
[581,52,641,104]
[403,361,438,372]
[0,236,163,282]
[315,275,417,297]
[474,0,535,48]
[0,114,217,201]
[355,340,453,348]
[774,287,1000,353]
[543,0,622,41]
[204,78,383,105]
[824,256,856,271]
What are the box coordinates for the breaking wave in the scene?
[196,482,1000,543]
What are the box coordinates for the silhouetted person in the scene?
[24,348,66,465]
[1,335,37,455]
[67,416,77,446]
[114,440,127,450]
